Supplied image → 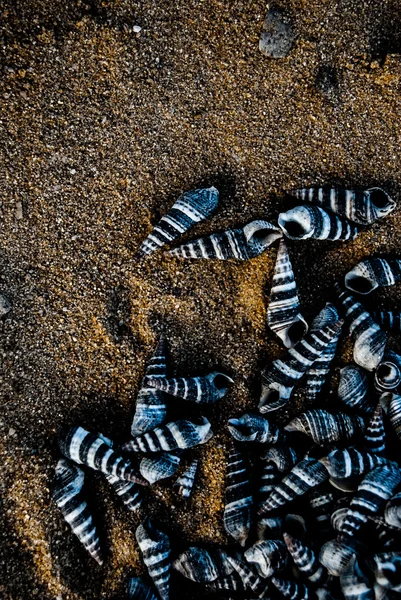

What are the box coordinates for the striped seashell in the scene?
[319,538,356,577]
[278,205,360,241]
[127,577,158,600]
[58,426,148,485]
[288,187,395,225]
[259,319,342,412]
[331,505,350,533]
[271,577,311,600]
[258,457,329,514]
[305,303,341,403]
[320,448,388,480]
[258,462,281,505]
[140,452,182,484]
[122,417,213,453]
[285,410,365,446]
[363,405,386,456]
[374,553,401,592]
[173,547,233,583]
[308,488,335,536]
[174,459,198,498]
[226,556,269,596]
[340,464,401,538]
[345,258,401,295]
[372,310,401,333]
[380,393,401,440]
[267,238,308,348]
[52,459,103,565]
[223,444,252,547]
[131,336,168,436]
[283,533,327,586]
[104,474,144,512]
[207,572,243,592]
[375,351,401,393]
[340,556,374,600]
[144,371,233,404]
[261,444,300,472]
[384,492,401,529]
[338,364,373,415]
[335,285,386,371]
[166,219,282,260]
[228,413,283,444]
[135,186,219,258]
[135,518,171,600]
[257,516,283,540]
[244,540,289,578]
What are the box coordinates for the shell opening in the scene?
[376,361,401,389]
[249,228,281,246]
[344,273,374,294]
[211,373,233,391]
[369,188,391,209]
[286,319,308,346]
[283,220,306,238]
[284,514,307,538]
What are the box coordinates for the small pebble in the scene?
[0,294,12,317]
[133,25,142,33]
[259,7,294,59]
[15,201,23,219]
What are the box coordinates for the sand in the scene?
[1,0,401,598]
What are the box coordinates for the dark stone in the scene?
[259,7,294,59]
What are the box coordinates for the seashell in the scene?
[122,417,213,453]
[172,547,233,583]
[174,459,198,498]
[345,258,401,295]
[226,556,269,596]
[131,336,168,436]
[283,532,327,586]
[58,426,148,485]
[372,310,401,333]
[363,405,386,456]
[259,319,342,412]
[127,577,158,600]
[223,444,252,547]
[340,464,401,538]
[308,488,335,536]
[278,205,360,241]
[257,516,283,540]
[258,457,329,514]
[340,556,374,600]
[384,492,401,529]
[375,351,401,393]
[335,285,386,371]
[284,409,365,446]
[261,444,300,472]
[52,459,103,565]
[244,540,288,578]
[331,506,350,533]
[271,576,311,600]
[228,413,283,444]
[374,553,401,592]
[305,303,341,404]
[135,186,219,258]
[320,448,388,480]
[144,371,233,404]
[104,475,144,512]
[258,461,281,503]
[140,452,182,484]
[166,219,282,260]
[287,186,394,225]
[319,538,356,576]
[381,393,401,440]
[135,518,171,600]
[338,364,373,415]
[267,238,308,348]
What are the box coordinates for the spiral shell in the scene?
[135,186,219,258]
[122,417,213,453]
[384,492,401,529]
[127,577,158,600]
[135,518,171,600]
[320,448,388,480]
[340,556,374,600]
[283,532,327,585]
[226,556,268,596]
[272,577,311,600]
[174,459,198,498]
[372,310,401,333]
[381,393,401,440]
[244,540,288,578]
[345,258,401,295]
[374,553,401,592]
[285,409,365,446]
[375,351,401,393]
[287,186,395,225]
[278,205,360,241]
[363,405,386,456]
[172,547,233,583]
[267,238,308,348]
[223,444,252,547]
[228,413,283,444]
[140,452,182,484]
[166,219,282,260]
[319,538,356,577]
[144,371,233,404]
[105,474,144,512]
[338,364,373,415]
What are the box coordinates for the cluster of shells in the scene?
[52,186,401,599]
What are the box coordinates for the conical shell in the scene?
[345,258,401,295]
[267,238,308,348]
[338,364,373,415]
[382,393,401,440]
[261,444,300,472]
[287,186,395,225]
[283,533,327,586]
[105,474,144,512]
[305,303,341,403]
[127,577,158,600]
[228,413,283,444]
[122,417,213,453]
[336,285,386,371]
[52,459,103,565]
[320,448,388,480]
[135,518,171,600]
[375,351,401,393]
[144,371,233,404]
[166,219,282,260]
[271,577,311,600]
[223,444,252,547]
[58,426,147,485]
[226,556,268,596]
[363,405,386,456]
[278,205,360,241]
[372,310,401,333]
[245,540,288,578]
[259,319,342,412]
[135,187,219,258]
[140,452,182,484]
[285,409,365,446]
[340,556,374,600]
[258,457,329,514]
[385,492,401,529]
[173,547,233,583]
[319,538,356,576]
[174,459,198,498]
[374,553,401,592]
[131,336,168,436]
